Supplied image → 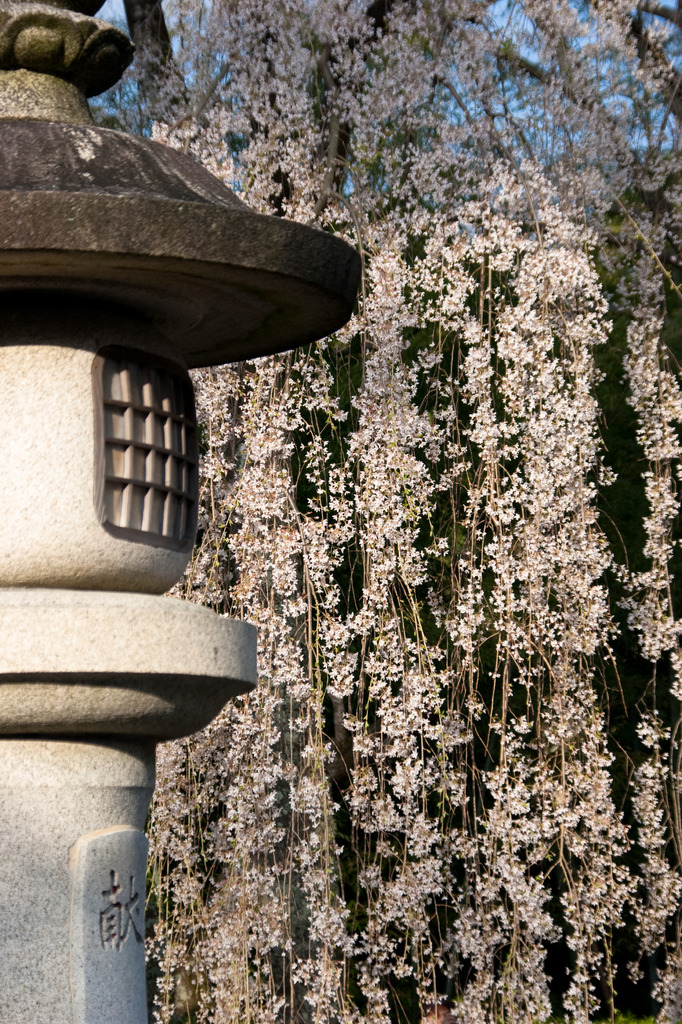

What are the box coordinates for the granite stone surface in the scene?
[0,304,194,592]
[0,739,154,1024]
[70,826,149,1024]
[0,9,134,98]
[0,589,257,737]
[0,68,91,120]
[0,121,249,206]
[0,121,361,365]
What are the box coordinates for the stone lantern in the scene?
[0,3,359,1021]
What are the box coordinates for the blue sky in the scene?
[98,0,126,26]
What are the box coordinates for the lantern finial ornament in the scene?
[0,0,133,121]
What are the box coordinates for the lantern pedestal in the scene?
[0,591,256,1023]
[0,738,154,1024]
[0,589,257,736]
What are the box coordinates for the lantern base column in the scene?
[0,737,155,1024]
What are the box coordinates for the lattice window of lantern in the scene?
[93,348,198,550]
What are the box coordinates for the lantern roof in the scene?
[0,8,360,366]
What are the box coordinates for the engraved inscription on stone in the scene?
[99,869,143,951]
[70,826,149,1024]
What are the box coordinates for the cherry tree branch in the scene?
[310,42,342,221]
[630,13,682,123]
[123,0,171,63]
[637,1,682,28]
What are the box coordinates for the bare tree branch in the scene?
[637,1,682,28]
[309,43,343,221]
[432,74,477,129]
[630,14,682,123]
[169,60,230,130]
[366,0,396,34]
[123,0,171,63]
[325,693,354,787]
[497,47,551,84]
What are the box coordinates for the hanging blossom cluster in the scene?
[409,162,632,1023]
[621,274,682,1022]
[106,0,682,1021]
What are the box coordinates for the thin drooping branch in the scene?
[168,60,230,130]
